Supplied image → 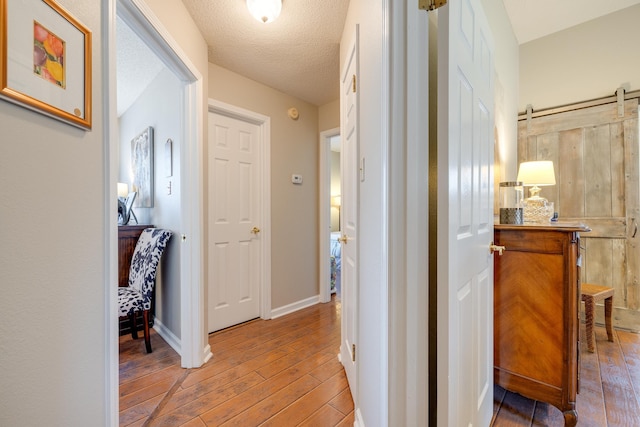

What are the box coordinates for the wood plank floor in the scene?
[492,323,640,426]
[119,296,354,426]
[121,297,640,426]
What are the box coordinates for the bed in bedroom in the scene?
[330,231,342,294]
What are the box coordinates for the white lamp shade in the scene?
[517,161,556,186]
[117,182,129,198]
[246,0,282,23]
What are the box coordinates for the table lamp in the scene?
[517,160,556,223]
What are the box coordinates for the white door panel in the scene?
[438,0,495,425]
[340,26,359,401]
[208,112,262,332]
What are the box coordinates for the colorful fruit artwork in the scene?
[33,21,65,88]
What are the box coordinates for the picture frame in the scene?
[131,126,153,208]
[0,0,92,129]
[124,191,137,224]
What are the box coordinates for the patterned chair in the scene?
[118,228,173,353]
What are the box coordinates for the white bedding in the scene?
[330,232,342,293]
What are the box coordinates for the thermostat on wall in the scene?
[292,174,303,184]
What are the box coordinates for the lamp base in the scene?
[523,196,554,224]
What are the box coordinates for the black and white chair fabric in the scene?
[118,228,172,353]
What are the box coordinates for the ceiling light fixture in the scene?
[246,0,282,23]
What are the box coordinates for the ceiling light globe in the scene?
[246,0,282,23]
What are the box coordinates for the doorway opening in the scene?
[319,127,341,303]
[108,0,206,418]
[206,100,272,333]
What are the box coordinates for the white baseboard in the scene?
[153,318,181,355]
[270,295,320,319]
[203,344,213,364]
[354,408,365,427]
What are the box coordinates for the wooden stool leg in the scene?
[584,296,595,352]
[604,296,614,342]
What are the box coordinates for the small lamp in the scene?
[246,0,282,23]
[517,161,556,223]
[117,182,129,200]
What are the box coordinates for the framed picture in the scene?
[131,127,153,208]
[0,0,92,129]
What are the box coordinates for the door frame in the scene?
[207,99,272,323]
[387,2,431,425]
[117,0,206,369]
[319,127,340,304]
[106,0,206,420]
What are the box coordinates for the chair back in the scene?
[128,228,173,306]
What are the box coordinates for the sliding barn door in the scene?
[518,99,640,331]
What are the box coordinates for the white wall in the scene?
[481,0,520,183]
[520,4,640,112]
[319,98,340,131]
[0,0,106,424]
[119,68,183,338]
[0,0,208,424]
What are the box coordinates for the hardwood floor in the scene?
[119,296,353,426]
[121,297,640,426]
[492,323,640,426]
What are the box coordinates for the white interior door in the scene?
[437,1,495,426]
[208,110,262,333]
[340,26,359,401]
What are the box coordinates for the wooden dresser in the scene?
[494,223,590,426]
[118,224,153,335]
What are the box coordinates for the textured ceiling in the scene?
[503,0,640,44]
[117,1,640,115]
[116,16,164,117]
[181,0,350,106]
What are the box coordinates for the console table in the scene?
[118,224,153,335]
[494,223,590,426]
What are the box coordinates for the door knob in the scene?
[251,226,261,234]
[339,234,348,244]
[490,242,506,256]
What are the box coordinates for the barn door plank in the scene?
[518,99,640,331]
[624,116,640,312]
[610,122,625,218]
[558,129,584,218]
[584,125,613,217]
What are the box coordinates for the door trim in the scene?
[117,0,206,370]
[107,0,206,421]
[207,99,272,321]
[104,1,118,423]
[319,127,340,304]
[387,2,430,425]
